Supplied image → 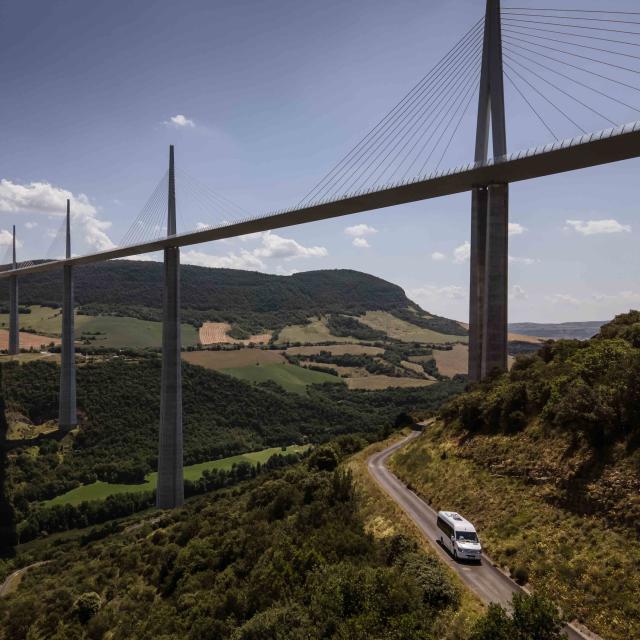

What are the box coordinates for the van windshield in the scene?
[456,531,478,542]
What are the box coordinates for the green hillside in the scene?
[391,311,640,640]
[221,363,344,394]
[0,262,467,337]
[0,355,464,545]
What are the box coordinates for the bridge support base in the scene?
[8,276,18,356]
[59,265,77,430]
[469,183,509,381]
[156,246,184,509]
[481,183,509,378]
[468,187,487,383]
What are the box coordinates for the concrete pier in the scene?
[59,200,77,430]
[468,0,508,380]
[481,184,509,378]
[156,145,184,509]
[8,227,18,356]
[468,187,487,382]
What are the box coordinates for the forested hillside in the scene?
[0,261,466,335]
[0,441,566,640]
[1,356,464,545]
[391,311,640,640]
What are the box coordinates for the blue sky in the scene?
[1,0,639,322]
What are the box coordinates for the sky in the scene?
[1,0,639,323]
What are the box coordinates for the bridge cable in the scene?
[499,23,640,49]
[502,42,640,95]
[296,17,484,206]
[505,68,558,140]
[317,23,484,201]
[502,12,640,27]
[503,60,587,133]
[503,32,640,75]
[503,8,640,17]
[503,27,640,62]
[339,39,484,195]
[503,53,618,126]
[368,42,484,185]
[503,44,640,114]
[501,17,640,38]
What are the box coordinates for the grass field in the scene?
[0,306,198,348]
[278,317,361,344]
[182,348,285,370]
[286,344,384,357]
[221,362,344,394]
[346,376,436,390]
[358,311,468,344]
[432,344,469,377]
[44,445,309,507]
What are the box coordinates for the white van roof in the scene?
[437,511,477,533]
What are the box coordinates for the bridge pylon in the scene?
[156,144,184,509]
[469,0,508,381]
[8,226,18,356]
[59,199,77,431]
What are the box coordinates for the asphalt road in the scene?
[367,431,599,640]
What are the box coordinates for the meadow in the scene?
[358,311,468,344]
[221,362,344,394]
[0,305,198,348]
[182,348,285,369]
[44,444,308,507]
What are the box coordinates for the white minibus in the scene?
[436,511,482,562]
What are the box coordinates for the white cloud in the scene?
[195,222,209,231]
[547,293,581,305]
[409,284,466,301]
[453,241,470,264]
[353,237,370,248]
[510,285,527,300]
[509,255,535,265]
[344,223,378,237]
[565,219,631,236]
[431,251,446,262]
[25,221,38,229]
[0,179,115,251]
[182,249,265,271]
[166,114,195,128]
[509,222,527,236]
[254,231,327,261]
[179,231,327,272]
[0,229,22,248]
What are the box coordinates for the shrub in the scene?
[74,591,102,623]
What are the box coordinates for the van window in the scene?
[456,531,478,542]
[437,517,453,537]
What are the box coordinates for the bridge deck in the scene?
[3,120,639,279]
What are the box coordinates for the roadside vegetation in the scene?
[391,311,640,640]
[0,436,567,640]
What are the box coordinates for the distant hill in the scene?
[508,320,606,341]
[0,261,467,337]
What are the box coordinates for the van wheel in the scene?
[454,550,458,561]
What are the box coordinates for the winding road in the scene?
[367,431,601,640]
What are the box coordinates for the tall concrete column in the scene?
[481,184,509,377]
[468,0,508,380]
[59,200,77,430]
[468,188,487,382]
[8,226,18,356]
[156,145,184,509]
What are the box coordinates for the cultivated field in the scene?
[0,330,60,351]
[221,362,343,394]
[346,376,436,390]
[182,348,285,370]
[286,344,384,356]
[44,445,309,507]
[199,321,271,345]
[433,344,469,377]
[278,317,360,344]
[0,305,198,348]
[358,311,468,344]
